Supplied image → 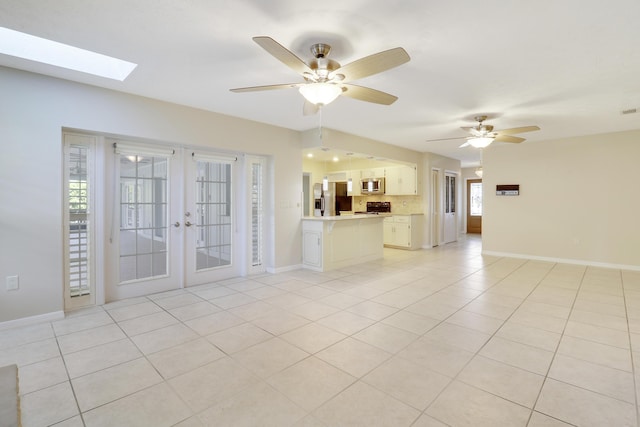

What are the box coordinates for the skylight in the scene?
[0,27,137,81]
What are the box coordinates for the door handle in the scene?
[185,221,192,227]
[173,222,180,228]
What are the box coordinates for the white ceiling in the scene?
[2,0,639,167]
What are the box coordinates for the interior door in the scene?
[467,179,482,234]
[431,169,440,247]
[443,172,457,243]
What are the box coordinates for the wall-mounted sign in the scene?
[496,184,519,196]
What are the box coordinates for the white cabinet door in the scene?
[385,214,423,250]
[384,216,411,248]
[385,167,401,195]
[385,165,417,195]
[302,230,322,268]
[394,223,411,247]
[361,167,385,179]
[383,219,394,245]
[328,172,347,182]
[347,170,361,196]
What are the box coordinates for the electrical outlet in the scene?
[6,275,19,291]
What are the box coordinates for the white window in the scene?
[63,133,96,308]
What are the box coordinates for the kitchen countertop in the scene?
[302,214,387,221]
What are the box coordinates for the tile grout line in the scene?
[413,258,561,425]
[523,264,587,426]
[52,320,88,427]
[620,270,640,427]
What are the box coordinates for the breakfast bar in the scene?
[301,215,385,272]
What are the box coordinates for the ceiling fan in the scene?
[230,36,410,115]
[426,115,540,148]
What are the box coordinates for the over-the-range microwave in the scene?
[361,177,385,194]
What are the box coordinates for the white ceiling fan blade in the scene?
[331,47,410,82]
[341,84,398,105]
[494,134,525,143]
[497,125,540,135]
[424,136,467,143]
[252,36,313,76]
[230,83,303,93]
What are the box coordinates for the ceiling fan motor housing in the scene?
[309,44,340,81]
[311,43,331,58]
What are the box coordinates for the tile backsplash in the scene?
[352,195,423,215]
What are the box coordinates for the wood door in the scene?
[467,179,482,234]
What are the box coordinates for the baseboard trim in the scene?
[0,311,65,331]
[266,264,303,274]
[482,250,640,272]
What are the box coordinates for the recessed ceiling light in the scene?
[0,27,137,81]
[332,156,339,162]
[306,153,314,158]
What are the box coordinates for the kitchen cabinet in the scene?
[302,228,323,269]
[327,172,347,182]
[385,165,417,195]
[360,167,385,180]
[383,214,423,250]
[346,170,361,196]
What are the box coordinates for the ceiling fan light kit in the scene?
[299,83,342,106]
[468,137,494,148]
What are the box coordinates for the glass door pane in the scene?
[470,182,483,216]
[251,160,263,268]
[68,145,90,297]
[64,133,96,309]
[119,155,169,282]
[195,160,232,271]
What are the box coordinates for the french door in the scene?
[184,152,239,286]
[105,141,244,302]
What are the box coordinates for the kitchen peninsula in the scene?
[301,215,384,272]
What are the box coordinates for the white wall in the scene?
[0,67,302,323]
[483,130,640,269]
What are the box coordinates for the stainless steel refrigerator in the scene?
[313,183,335,217]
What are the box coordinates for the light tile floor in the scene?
[2,235,640,426]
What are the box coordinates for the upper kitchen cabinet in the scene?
[327,172,347,182]
[361,167,386,179]
[385,165,418,195]
[346,170,361,196]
